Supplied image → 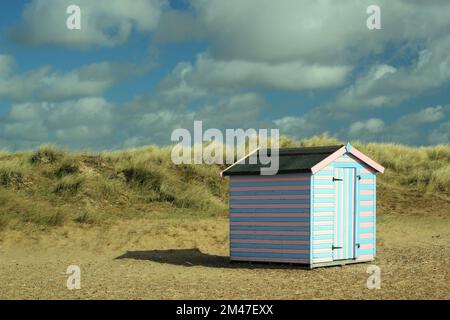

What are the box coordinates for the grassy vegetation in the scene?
[0,135,448,230]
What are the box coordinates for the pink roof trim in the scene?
[348,145,385,173]
[310,145,346,174]
[311,144,385,174]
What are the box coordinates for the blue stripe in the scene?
[373,175,377,257]
[359,205,373,211]
[359,216,373,222]
[314,179,334,185]
[313,235,334,240]
[359,194,374,201]
[313,216,334,221]
[231,234,309,240]
[359,227,373,233]
[230,217,309,222]
[231,226,309,231]
[312,243,332,249]
[230,190,310,196]
[312,253,332,258]
[230,199,310,205]
[359,237,373,244]
[231,243,309,249]
[312,225,333,231]
[359,184,374,190]
[231,252,309,259]
[232,174,309,179]
[313,188,335,194]
[230,180,310,187]
[230,208,310,213]
[358,249,373,255]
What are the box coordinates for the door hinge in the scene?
[332,245,342,250]
[332,177,343,182]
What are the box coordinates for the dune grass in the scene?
[0,135,448,230]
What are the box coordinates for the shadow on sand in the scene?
[116,248,306,269]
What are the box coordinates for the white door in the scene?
[332,167,356,260]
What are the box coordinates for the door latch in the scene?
[355,243,360,249]
[332,177,343,181]
[332,245,342,250]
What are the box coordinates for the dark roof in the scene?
[221,145,343,176]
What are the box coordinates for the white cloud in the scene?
[428,121,450,144]
[349,118,385,135]
[273,115,318,138]
[325,35,450,113]
[1,98,115,149]
[11,0,166,48]
[160,0,450,64]
[159,53,351,94]
[0,55,150,102]
[343,105,449,144]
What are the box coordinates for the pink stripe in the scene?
[230,230,309,235]
[231,203,310,208]
[360,222,374,228]
[360,189,374,195]
[360,243,373,250]
[360,232,373,239]
[356,254,374,261]
[230,257,309,264]
[313,257,333,263]
[231,239,309,245]
[230,221,309,226]
[360,200,373,206]
[360,211,373,217]
[231,248,309,254]
[230,194,309,200]
[231,176,310,182]
[360,179,374,185]
[313,212,334,217]
[230,185,310,191]
[360,168,375,174]
[230,213,309,218]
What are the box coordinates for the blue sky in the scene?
[0,0,449,150]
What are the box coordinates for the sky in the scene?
[0,0,449,151]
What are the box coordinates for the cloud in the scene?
[1,98,115,150]
[159,53,351,94]
[160,0,450,64]
[324,35,450,113]
[349,118,385,135]
[428,121,450,144]
[273,115,318,138]
[343,105,449,144]
[10,0,166,48]
[0,55,150,102]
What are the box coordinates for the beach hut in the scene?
[221,143,384,268]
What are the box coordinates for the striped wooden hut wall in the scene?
[229,173,311,264]
[311,153,376,265]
